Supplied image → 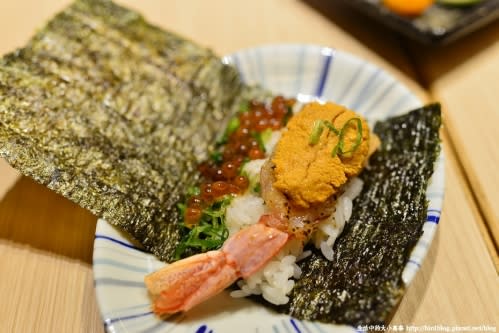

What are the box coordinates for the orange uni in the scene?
[272,102,370,208]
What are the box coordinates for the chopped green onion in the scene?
[216,116,240,146]
[239,101,250,113]
[323,120,340,135]
[237,157,250,175]
[226,117,240,136]
[251,131,266,152]
[210,150,223,164]
[175,196,232,259]
[260,128,273,144]
[309,118,363,157]
[283,105,294,125]
[309,120,325,145]
[187,186,200,196]
[332,118,363,157]
[215,135,227,146]
[177,202,186,216]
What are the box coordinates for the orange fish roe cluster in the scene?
[383,0,434,16]
[185,96,296,226]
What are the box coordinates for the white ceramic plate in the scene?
[93,44,445,333]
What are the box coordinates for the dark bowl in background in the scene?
[335,0,499,44]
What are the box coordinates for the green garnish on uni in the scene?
[309,120,326,145]
[332,118,363,157]
[309,118,362,157]
[175,196,232,259]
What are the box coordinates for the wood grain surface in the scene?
[0,1,498,332]
[0,160,18,201]
[408,21,499,268]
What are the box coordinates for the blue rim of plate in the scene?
[93,44,445,333]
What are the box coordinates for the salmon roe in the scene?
[185,96,296,225]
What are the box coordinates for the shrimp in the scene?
[259,158,338,243]
[144,160,335,315]
[145,216,288,314]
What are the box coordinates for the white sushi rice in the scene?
[228,239,303,305]
[225,194,266,236]
[240,159,266,189]
[225,166,364,305]
[312,177,364,261]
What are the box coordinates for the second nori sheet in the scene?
[273,104,441,325]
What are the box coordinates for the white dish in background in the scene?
[93,44,445,333]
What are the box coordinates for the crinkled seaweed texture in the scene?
[0,0,264,262]
[272,104,441,325]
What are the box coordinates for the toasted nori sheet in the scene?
[0,0,263,262]
[270,104,442,325]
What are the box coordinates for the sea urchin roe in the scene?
[272,102,370,208]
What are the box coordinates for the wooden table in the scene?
[0,1,497,332]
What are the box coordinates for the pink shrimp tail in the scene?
[144,218,288,315]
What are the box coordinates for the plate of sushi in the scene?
[0,0,444,332]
